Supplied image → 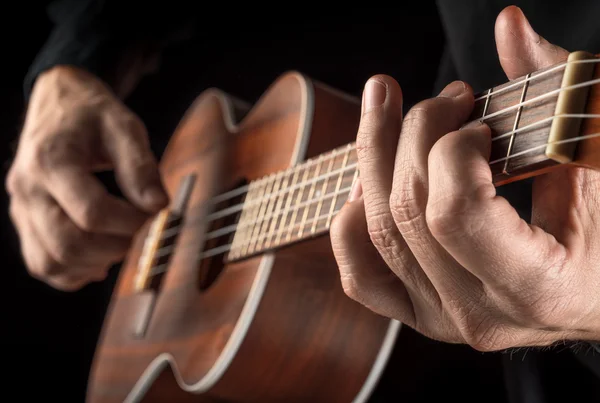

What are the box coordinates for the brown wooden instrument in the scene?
[87,51,600,403]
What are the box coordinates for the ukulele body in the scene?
[87,71,400,403]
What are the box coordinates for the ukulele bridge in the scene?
[131,174,196,337]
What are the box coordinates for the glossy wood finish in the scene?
[87,72,396,403]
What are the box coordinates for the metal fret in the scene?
[253,171,284,252]
[326,145,352,228]
[503,73,531,174]
[265,170,291,248]
[310,153,336,233]
[285,164,311,242]
[246,175,275,254]
[481,87,493,121]
[298,155,324,238]
[273,166,301,246]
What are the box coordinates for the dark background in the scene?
[3,2,593,402]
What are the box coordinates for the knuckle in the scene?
[51,235,82,266]
[402,99,439,128]
[389,171,426,237]
[453,305,508,352]
[74,199,104,232]
[426,184,491,240]
[29,254,63,278]
[34,135,71,172]
[366,210,403,257]
[109,108,147,140]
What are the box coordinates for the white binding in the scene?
[124,72,399,403]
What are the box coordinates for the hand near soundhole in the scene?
[331,6,600,350]
[6,65,168,291]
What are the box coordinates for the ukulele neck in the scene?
[226,51,600,262]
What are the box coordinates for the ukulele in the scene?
[86,51,600,403]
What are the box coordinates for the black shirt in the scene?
[23,0,600,402]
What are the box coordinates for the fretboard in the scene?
[225,53,598,261]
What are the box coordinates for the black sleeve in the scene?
[24,0,197,101]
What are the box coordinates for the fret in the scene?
[298,155,324,238]
[469,62,567,184]
[254,171,284,252]
[228,181,255,259]
[273,166,301,246]
[326,145,352,228]
[310,152,336,233]
[246,174,275,254]
[503,73,531,174]
[237,177,266,257]
[285,163,311,242]
[265,170,291,248]
[481,87,492,120]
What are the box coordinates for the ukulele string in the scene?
[179,112,600,237]
[474,58,600,102]
[197,69,600,224]
[195,113,600,244]
[145,129,600,277]
[489,131,600,165]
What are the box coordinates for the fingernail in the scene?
[143,185,168,209]
[348,178,362,202]
[439,81,467,98]
[362,79,387,113]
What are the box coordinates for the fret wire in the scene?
[298,155,324,238]
[246,175,275,255]
[228,181,255,259]
[480,76,600,124]
[225,177,356,252]
[474,58,600,102]
[326,144,352,228]
[252,171,284,253]
[273,166,301,246]
[254,188,352,250]
[240,176,268,256]
[285,163,312,243]
[311,153,336,234]
[481,87,492,120]
[265,170,291,248]
[503,72,531,174]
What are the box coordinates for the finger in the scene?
[43,151,149,236]
[391,81,483,295]
[330,181,416,326]
[495,5,569,79]
[426,121,566,289]
[29,188,131,267]
[11,202,107,292]
[102,108,169,213]
[354,77,412,272]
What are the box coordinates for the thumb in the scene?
[102,110,169,213]
[495,5,569,80]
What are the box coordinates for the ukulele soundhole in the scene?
[198,179,247,291]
